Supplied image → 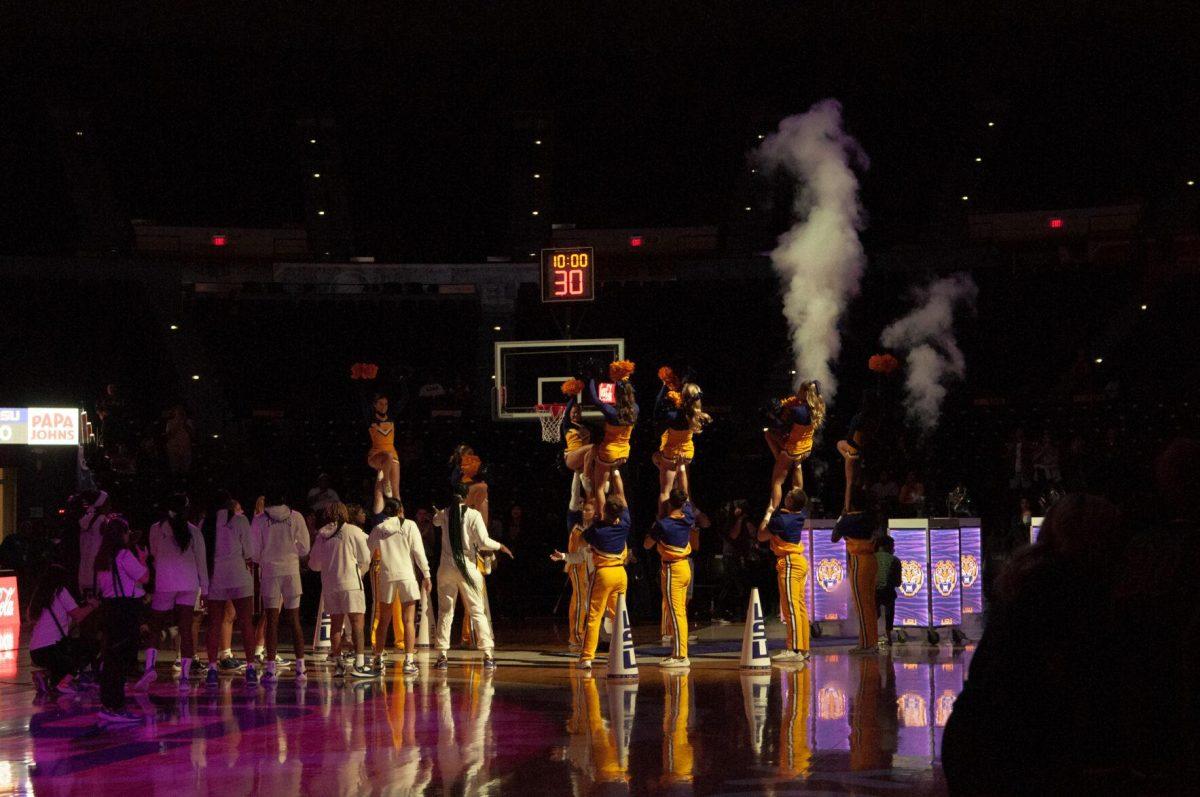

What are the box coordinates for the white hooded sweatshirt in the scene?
[309,522,371,594]
[250,505,311,579]
[149,518,210,595]
[367,516,430,586]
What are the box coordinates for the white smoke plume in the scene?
[758,98,869,402]
[880,273,978,432]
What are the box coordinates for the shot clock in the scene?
[540,247,595,303]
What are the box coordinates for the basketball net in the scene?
[535,403,566,443]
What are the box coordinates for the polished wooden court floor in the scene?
[0,622,971,795]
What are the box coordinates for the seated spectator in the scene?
[1111,439,1200,791]
[307,473,340,515]
[942,493,1126,793]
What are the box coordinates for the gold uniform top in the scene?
[369,421,397,457]
[591,546,629,570]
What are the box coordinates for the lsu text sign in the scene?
[0,407,80,446]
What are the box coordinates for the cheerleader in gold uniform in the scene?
[367,394,401,499]
[757,487,811,661]
[584,360,638,512]
[653,367,711,512]
[644,488,696,668]
[762,381,825,530]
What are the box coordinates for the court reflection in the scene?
[11,649,973,796]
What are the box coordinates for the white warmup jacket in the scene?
[368,516,431,585]
[433,505,500,572]
[250,505,311,579]
[149,519,210,595]
[210,508,254,593]
[309,522,371,593]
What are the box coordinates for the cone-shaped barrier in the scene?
[607,592,639,679]
[740,588,772,670]
[312,594,332,650]
[417,593,434,647]
[606,680,640,771]
[740,672,772,757]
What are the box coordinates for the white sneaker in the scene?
[773,650,800,662]
[568,643,582,654]
[659,657,690,668]
[576,659,592,671]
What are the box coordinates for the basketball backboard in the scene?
[494,338,624,421]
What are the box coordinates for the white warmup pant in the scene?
[436,562,494,652]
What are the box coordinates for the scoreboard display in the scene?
[540,247,595,303]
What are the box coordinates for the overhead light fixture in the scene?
[75,130,83,136]
[312,173,320,178]
[192,374,201,381]
[531,210,539,216]
[1094,357,1103,364]
[757,134,765,140]
[974,157,982,163]
[317,210,326,216]
[987,121,995,127]
[1140,304,1148,310]
[533,173,541,179]
[492,325,502,331]
[961,195,970,201]
[534,139,542,145]
[309,138,317,144]
[745,206,752,211]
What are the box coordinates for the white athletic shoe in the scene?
[772,650,800,662]
[568,643,582,654]
[576,659,592,671]
[659,657,690,669]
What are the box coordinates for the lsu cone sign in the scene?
[740,587,772,670]
[607,592,638,679]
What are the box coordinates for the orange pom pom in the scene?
[561,378,584,396]
[869,354,901,374]
[459,454,481,482]
[657,366,681,389]
[609,360,636,382]
[667,390,683,407]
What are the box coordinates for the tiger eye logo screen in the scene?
[808,531,849,622]
[960,526,983,615]
[893,529,930,627]
[930,527,962,627]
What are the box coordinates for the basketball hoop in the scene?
[535,403,567,443]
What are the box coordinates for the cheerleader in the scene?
[757,487,811,662]
[450,444,489,527]
[560,379,595,501]
[201,491,259,686]
[77,490,111,597]
[367,394,401,500]
[834,491,878,654]
[147,494,209,691]
[762,380,825,529]
[584,360,638,513]
[433,484,513,670]
[643,487,696,668]
[653,367,711,512]
[312,502,374,678]
[551,499,597,653]
[837,355,897,514]
[575,489,633,671]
